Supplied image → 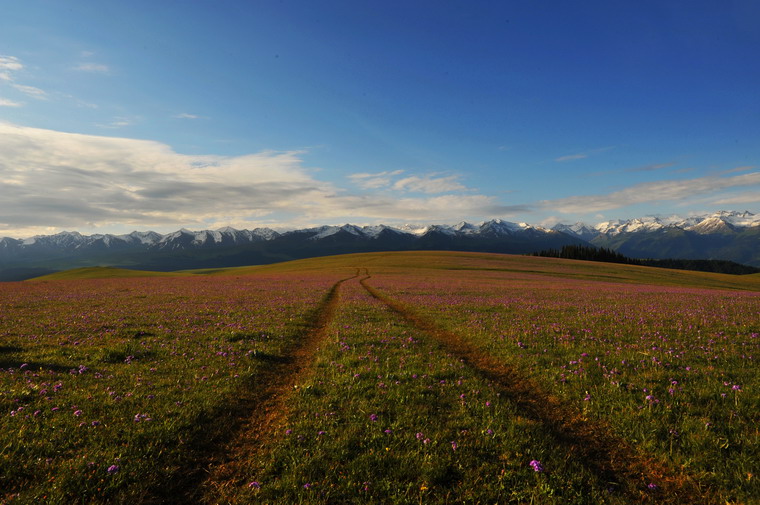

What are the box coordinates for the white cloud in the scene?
[0,123,516,237]
[173,113,200,119]
[0,98,22,107]
[554,153,587,162]
[348,169,404,189]
[393,174,467,194]
[718,165,755,175]
[0,56,22,71]
[555,146,615,163]
[710,191,760,205]
[96,117,136,129]
[295,194,528,225]
[349,171,467,194]
[626,161,677,172]
[0,123,329,234]
[541,171,760,214]
[12,84,47,99]
[74,63,110,73]
[0,55,49,102]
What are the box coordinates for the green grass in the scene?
[363,255,759,503]
[2,251,758,504]
[219,278,631,504]
[1,271,345,504]
[27,266,180,281]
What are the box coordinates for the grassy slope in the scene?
[6,251,758,503]
[27,251,760,292]
[26,266,181,281]
[213,251,760,291]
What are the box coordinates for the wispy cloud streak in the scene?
[542,171,760,213]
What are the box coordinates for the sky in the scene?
[1,0,759,238]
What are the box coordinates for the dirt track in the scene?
[359,272,712,505]
[156,272,357,504]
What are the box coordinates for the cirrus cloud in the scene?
[392,174,467,194]
[349,170,468,194]
[0,55,49,101]
[74,62,110,73]
[348,170,404,190]
[541,171,760,214]
[0,98,22,107]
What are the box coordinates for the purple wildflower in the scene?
[529,460,544,473]
[107,465,120,475]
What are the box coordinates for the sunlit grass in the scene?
[219,279,631,504]
[366,259,759,503]
[2,252,757,503]
[1,272,345,503]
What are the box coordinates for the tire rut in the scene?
[359,273,713,505]
[154,271,357,505]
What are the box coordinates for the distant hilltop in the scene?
[0,210,758,280]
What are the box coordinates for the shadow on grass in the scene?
[0,359,73,373]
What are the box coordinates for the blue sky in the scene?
[1,0,758,237]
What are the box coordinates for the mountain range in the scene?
[0,210,757,281]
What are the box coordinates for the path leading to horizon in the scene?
[162,269,714,505]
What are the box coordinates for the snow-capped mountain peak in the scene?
[0,210,758,280]
[551,223,600,241]
[453,221,478,234]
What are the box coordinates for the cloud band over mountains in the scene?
[0,123,520,237]
[1,123,757,238]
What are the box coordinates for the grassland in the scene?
[1,252,757,504]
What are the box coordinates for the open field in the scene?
[1,252,758,504]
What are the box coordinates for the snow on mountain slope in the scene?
[551,223,600,241]
[591,211,758,236]
[0,211,756,256]
[595,216,665,235]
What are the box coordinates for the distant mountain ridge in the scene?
[554,210,758,238]
[0,211,757,280]
[0,218,561,253]
[552,210,759,268]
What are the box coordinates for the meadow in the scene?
[0,252,757,504]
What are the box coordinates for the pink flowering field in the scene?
[1,251,757,504]
[0,271,343,503]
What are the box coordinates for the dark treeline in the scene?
[533,245,760,275]
[533,245,633,264]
